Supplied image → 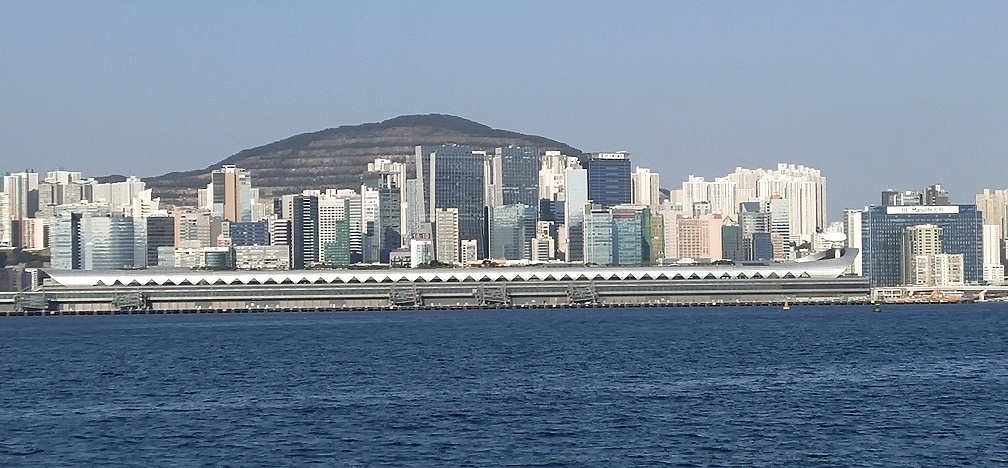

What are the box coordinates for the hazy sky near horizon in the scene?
[2,1,1007,218]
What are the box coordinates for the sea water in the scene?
[2,304,1007,466]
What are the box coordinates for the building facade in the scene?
[861,204,983,287]
[586,152,631,207]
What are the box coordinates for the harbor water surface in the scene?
[2,304,1007,466]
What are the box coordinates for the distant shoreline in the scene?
[4,296,983,317]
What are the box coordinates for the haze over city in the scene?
[3,1,1007,217]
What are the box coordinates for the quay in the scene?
[0,288,874,318]
[0,248,877,315]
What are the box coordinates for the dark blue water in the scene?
[2,305,1007,466]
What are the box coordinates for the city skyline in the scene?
[3,2,1008,219]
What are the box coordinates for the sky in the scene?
[2,1,1007,219]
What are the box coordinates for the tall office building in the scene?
[722,224,743,261]
[737,201,770,261]
[434,208,460,265]
[206,165,254,223]
[361,172,403,263]
[489,204,536,260]
[422,145,488,257]
[366,158,407,199]
[587,152,631,207]
[290,195,319,269]
[768,197,791,260]
[861,204,983,287]
[642,209,664,263]
[229,221,270,246]
[494,146,540,208]
[405,179,424,240]
[583,204,613,265]
[145,215,176,268]
[611,207,643,266]
[269,217,290,247]
[323,220,351,267]
[563,165,588,262]
[50,207,143,270]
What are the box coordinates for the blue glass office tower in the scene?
[611,207,643,266]
[496,146,540,208]
[587,152,631,207]
[489,204,537,260]
[429,145,487,257]
[861,205,983,287]
[230,221,270,246]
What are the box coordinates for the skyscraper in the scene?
[861,204,983,287]
[768,197,790,260]
[428,145,487,257]
[611,207,643,266]
[146,215,176,268]
[362,170,403,263]
[587,152,631,207]
[563,165,588,262]
[631,167,661,207]
[583,204,613,265]
[494,146,541,208]
[315,190,362,263]
[290,195,319,269]
[209,165,253,223]
[50,206,143,270]
[434,208,460,265]
[489,204,536,260]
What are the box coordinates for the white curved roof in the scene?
[43,249,858,289]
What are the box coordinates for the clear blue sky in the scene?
[2,1,1007,219]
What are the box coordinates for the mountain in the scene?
[145,114,583,206]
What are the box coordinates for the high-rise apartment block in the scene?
[434,208,460,265]
[631,166,660,207]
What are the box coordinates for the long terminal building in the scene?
[1,248,867,314]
